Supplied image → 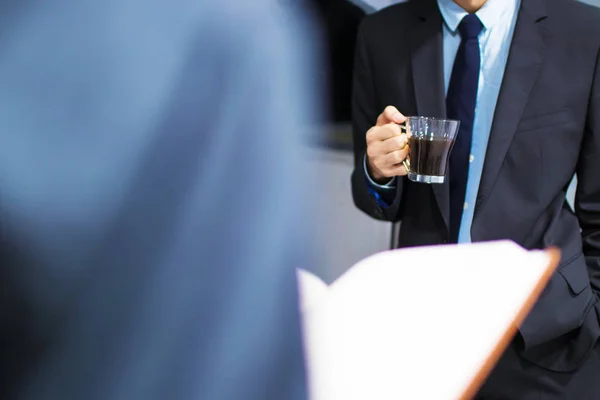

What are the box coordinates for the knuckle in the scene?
[366,146,376,158]
[393,151,405,163]
[378,126,390,138]
[367,144,382,159]
[384,105,396,115]
[365,126,377,142]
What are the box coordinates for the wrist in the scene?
[366,158,388,184]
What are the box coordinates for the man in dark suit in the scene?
[351,0,600,398]
[0,0,320,399]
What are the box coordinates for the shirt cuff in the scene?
[364,155,396,189]
[364,155,397,209]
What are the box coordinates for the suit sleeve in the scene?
[576,48,600,298]
[350,22,404,222]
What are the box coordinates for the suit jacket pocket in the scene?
[516,108,572,133]
[518,253,599,372]
[558,253,590,295]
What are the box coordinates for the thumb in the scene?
[376,106,406,126]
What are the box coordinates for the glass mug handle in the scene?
[400,123,411,173]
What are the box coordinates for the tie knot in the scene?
[458,14,483,40]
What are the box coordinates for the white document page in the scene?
[298,241,557,400]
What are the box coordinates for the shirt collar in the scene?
[436,0,520,33]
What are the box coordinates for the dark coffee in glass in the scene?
[408,137,455,177]
[402,117,460,184]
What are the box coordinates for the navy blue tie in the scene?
[447,14,483,243]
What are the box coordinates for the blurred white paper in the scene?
[297,240,558,400]
[297,269,329,313]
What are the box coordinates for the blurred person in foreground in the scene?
[0,0,320,399]
[351,0,600,398]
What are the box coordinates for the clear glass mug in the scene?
[400,116,460,184]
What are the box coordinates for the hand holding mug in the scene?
[365,106,410,183]
[366,106,461,185]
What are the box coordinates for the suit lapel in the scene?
[474,0,548,219]
[409,0,450,229]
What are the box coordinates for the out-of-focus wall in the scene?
[348,0,405,13]
[581,0,600,7]
[305,138,391,283]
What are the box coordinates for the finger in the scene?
[366,132,407,161]
[366,123,403,144]
[376,106,406,126]
[383,147,409,166]
[387,163,409,177]
[380,133,409,154]
[377,161,408,178]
